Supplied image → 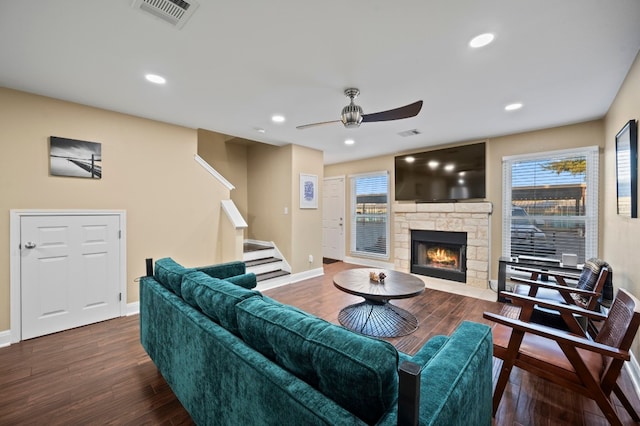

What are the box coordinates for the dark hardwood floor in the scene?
[1,261,638,425]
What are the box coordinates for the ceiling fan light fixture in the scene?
[295,87,422,130]
[341,103,363,128]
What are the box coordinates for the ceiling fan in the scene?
[296,88,423,130]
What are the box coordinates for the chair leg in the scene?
[591,390,623,426]
[614,383,640,421]
[492,361,513,416]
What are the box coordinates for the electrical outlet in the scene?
[308,254,313,263]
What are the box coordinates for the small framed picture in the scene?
[50,136,102,179]
[300,173,318,209]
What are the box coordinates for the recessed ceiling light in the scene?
[469,33,495,48]
[444,164,455,172]
[255,127,266,133]
[505,103,523,111]
[344,139,355,145]
[145,73,166,84]
[428,160,439,169]
[271,115,285,123]
[405,156,415,163]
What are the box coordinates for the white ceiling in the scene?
[1,1,640,164]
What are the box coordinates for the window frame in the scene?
[349,170,390,259]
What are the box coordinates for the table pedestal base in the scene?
[338,301,418,337]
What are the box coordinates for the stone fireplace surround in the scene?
[393,202,492,289]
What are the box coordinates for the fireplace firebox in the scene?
[411,230,467,283]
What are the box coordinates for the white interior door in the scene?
[323,177,345,260]
[20,214,121,339]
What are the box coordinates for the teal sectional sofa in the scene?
[140,258,493,425]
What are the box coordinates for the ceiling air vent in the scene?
[132,0,200,29]
[398,129,421,137]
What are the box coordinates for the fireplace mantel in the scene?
[393,202,492,289]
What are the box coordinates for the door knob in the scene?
[24,242,37,249]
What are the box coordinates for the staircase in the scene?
[243,241,290,287]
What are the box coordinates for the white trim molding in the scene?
[255,268,323,292]
[127,302,140,316]
[625,350,640,402]
[0,330,11,348]
[221,199,248,229]
[194,154,235,190]
[343,256,395,270]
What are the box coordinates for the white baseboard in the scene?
[127,301,140,316]
[0,329,11,348]
[343,256,395,270]
[256,267,324,292]
[625,350,640,401]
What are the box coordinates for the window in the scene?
[502,146,599,264]
[350,171,389,258]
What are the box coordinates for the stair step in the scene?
[245,257,281,267]
[256,270,290,282]
[243,242,272,252]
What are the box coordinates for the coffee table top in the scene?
[333,268,425,302]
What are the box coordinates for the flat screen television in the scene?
[395,142,486,202]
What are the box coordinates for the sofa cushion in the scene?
[235,296,399,424]
[154,258,196,297]
[181,271,261,335]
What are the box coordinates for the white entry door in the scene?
[20,214,122,340]
[323,177,345,261]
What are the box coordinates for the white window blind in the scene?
[502,146,599,264]
[350,171,389,258]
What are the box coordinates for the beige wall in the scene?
[197,129,250,232]
[291,144,324,272]
[246,143,323,274]
[0,88,229,331]
[325,154,395,262]
[487,121,605,279]
[603,52,640,354]
[325,122,605,277]
[247,143,293,262]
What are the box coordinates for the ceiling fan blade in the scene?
[296,119,342,130]
[361,100,423,123]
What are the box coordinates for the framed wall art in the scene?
[300,173,318,209]
[615,119,638,218]
[50,136,102,179]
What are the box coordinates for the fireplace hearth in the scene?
[411,230,467,283]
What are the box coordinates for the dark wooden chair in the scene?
[509,258,611,336]
[484,288,640,426]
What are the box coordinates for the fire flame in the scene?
[426,247,458,267]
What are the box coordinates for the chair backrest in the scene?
[574,259,612,309]
[595,288,640,382]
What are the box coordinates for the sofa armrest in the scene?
[225,273,258,289]
[398,361,422,426]
[197,261,246,279]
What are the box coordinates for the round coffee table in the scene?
[333,268,425,337]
